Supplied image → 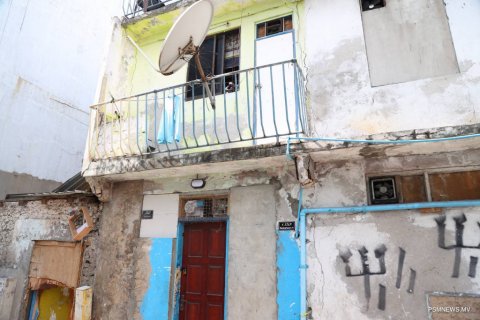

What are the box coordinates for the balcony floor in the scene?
[83,141,304,181]
[83,123,480,182]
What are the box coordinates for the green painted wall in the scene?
[123,0,305,96]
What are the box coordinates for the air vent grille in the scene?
[369,177,398,204]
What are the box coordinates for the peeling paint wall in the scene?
[0,0,121,195]
[88,146,480,319]
[123,0,305,97]
[92,181,143,319]
[91,165,303,319]
[0,197,101,320]
[82,0,306,168]
[307,209,480,319]
[302,149,480,319]
[228,185,278,319]
[304,0,480,137]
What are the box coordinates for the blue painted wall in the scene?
[173,223,184,320]
[141,238,173,320]
[277,230,300,320]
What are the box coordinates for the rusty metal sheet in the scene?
[428,293,480,320]
[430,171,480,201]
[400,175,427,203]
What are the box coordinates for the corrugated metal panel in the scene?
[52,172,90,193]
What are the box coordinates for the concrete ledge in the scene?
[83,123,480,181]
[83,142,305,179]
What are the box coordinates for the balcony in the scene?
[122,0,183,20]
[87,60,308,161]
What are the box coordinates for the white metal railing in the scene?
[88,60,308,160]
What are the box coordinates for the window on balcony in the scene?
[256,15,292,38]
[186,29,240,100]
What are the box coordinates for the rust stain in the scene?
[359,146,387,158]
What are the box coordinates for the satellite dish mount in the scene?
[182,37,215,109]
[159,35,215,109]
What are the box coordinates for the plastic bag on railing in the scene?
[157,94,182,144]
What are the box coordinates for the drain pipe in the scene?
[298,198,480,319]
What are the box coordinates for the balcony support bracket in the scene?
[85,177,112,202]
[295,154,314,188]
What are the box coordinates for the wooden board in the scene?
[428,294,480,320]
[29,241,82,289]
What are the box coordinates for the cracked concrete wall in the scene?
[90,147,480,319]
[307,209,480,319]
[0,197,101,320]
[90,165,301,319]
[228,185,278,319]
[303,150,480,319]
[93,181,143,320]
[305,0,480,138]
[0,0,121,193]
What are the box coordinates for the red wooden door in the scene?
[180,222,226,320]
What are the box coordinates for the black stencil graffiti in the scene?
[339,245,387,309]
[435,213,480,278]
[395,248,406,289]
[395,247,416,294]
[469,256,478,278]
[340,246,417,311]
[378,284,386,310]
[407,268,416,293]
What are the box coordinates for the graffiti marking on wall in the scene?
[435,213,480,278]
[340,246,417,311]
[339,245,387,309]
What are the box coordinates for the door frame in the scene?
[172,218,230,320]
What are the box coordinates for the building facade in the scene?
[81,0,480,319]
[0,0,120,199]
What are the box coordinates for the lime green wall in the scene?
[123,0,304,96]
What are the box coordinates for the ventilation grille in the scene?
[369,177,398,204]
[182,196,229,218]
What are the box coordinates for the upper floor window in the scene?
[186,29,240,99]
[256,15,292,38]
[361,0,385,11]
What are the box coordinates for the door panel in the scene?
[186,266,203,295]
[254,32,297,139]
[180,222,226,320]
[206,266,224,296]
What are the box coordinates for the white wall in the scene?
[0,0,121,188]
[305,0,480,138]
[362,0,459,86]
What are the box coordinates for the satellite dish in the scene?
[126,0,216,108]
[158,0,213,75]
[158,0,216,108]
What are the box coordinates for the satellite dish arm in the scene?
[126,35,161,73]
[194,53,216,109]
